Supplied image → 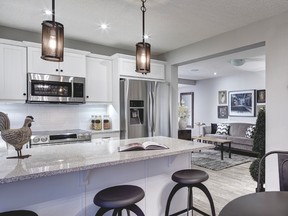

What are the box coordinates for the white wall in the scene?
[179,71,265,136]
[162,11,288,190]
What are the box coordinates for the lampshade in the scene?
[135,0,151,74]
[41,20,64,62]
[136,42,151,73]
[41,0,64,62]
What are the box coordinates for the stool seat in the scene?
[0,210,38,216]
[172,169,209,184]
[94,185,145,209]
[165,169,215,216]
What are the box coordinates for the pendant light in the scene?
[41,0,64,62]
[136,0,151,74]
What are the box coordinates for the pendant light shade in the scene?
[136,0,151,74]
[41,0,64,62]
[136,42,151,73]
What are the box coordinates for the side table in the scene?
[178,129,192,141]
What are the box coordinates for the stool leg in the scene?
[126,204,145,216]
[165,183,187,216]
[112,208,123,216]
[187,186,193,216]
[96,207,111,216]
[126,209,131,216]
[194,183,216,216]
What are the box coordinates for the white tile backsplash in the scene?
[0,103,110,131]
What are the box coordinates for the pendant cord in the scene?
[141,0,146,44]
[52,0,55,23]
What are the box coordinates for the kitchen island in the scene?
[0,136,212,216]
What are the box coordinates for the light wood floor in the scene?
[191,162,255,216]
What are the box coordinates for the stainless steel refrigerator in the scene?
[120,78,171,139]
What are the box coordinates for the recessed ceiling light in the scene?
[100,23,108,30]
[43,9,52,16]
[144,34,149,39]
[214,72,217,75]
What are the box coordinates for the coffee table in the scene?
[192,136,232,160]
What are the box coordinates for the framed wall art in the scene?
[180,92,194,128]
[218,106,228,119]
[228,90,256,117]
[218,90,227,104]
[257,89,266,103]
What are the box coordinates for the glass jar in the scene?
[103,115,111,130]
[91,115,95,130]
[95,115,102,131]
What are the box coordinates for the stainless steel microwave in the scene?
[27,73,85,103]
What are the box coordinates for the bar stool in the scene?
[94,185,145,216]
[165,169,216,216]
[0,210,38,216]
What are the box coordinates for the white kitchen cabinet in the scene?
[86,55,112,102]
[117,56,165,80]
[91,130,120,141]
[27,47,87,77]
[0,44,27,101]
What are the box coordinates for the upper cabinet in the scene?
[86,55,112,103]
[114,54,166,81]
[27,46,88,77]
[0,43,27,101]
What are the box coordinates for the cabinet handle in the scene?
[23,93,26,96]
[56,69,59,72]
[60,69,63,72]
[86,96,89,98]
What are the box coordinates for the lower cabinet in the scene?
[86,55,113,103]
[0,43,27,101]
[92,131,120,141]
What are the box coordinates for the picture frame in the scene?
[257,89,266,103]
[218,106,228,119]
[228,90,256,117]
[218,90,227,104]
[180,92,194,128]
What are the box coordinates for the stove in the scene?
[30,129,91,146]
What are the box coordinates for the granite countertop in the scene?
[0,136,213,184]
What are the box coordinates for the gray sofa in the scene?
[202,123,255,152]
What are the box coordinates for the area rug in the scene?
[192,149,255,171]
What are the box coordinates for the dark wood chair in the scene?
[257,150,288,192]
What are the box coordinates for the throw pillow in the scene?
[216,123,230,135]
[211,123,217,134]
[245,125,256,138]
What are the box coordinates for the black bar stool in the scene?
[94,185,145,216]
[165,169,216,216]
[0,210,38,216]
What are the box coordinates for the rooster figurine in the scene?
[0,112,34,159]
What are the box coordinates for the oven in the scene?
[30,129,91,147]
[27,73,85,103]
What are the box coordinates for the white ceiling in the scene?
[1,0,288,56]
[178,46,266,80]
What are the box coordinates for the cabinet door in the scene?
[61,52,86,77]
[27,47,57,75]
[28,47,86,77]
[119,58,165,80]
[0,44,27,100]
[86,57,112,102]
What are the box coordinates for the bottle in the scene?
[103,115,110,130]
[95,115,102,130]
[91,115,95,130]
